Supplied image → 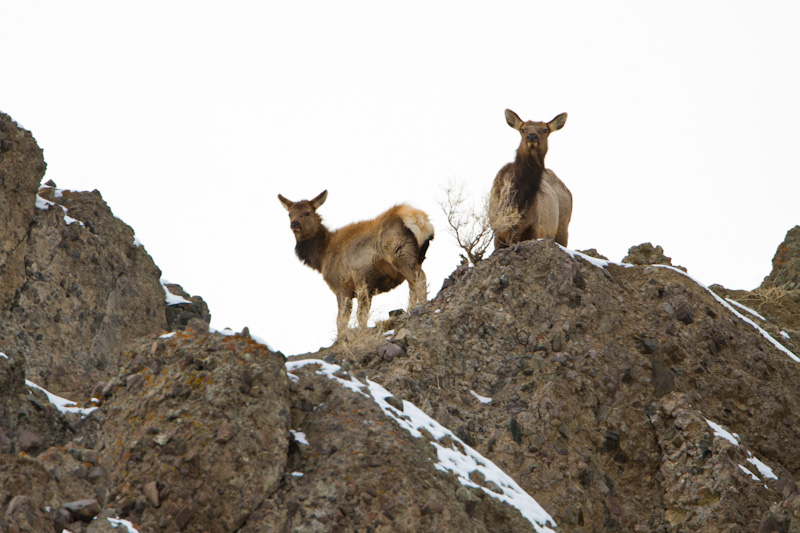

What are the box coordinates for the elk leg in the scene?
[336,293,353,335]
[355,285,371,329]
[555,226,569,247]
[409,267,428,308]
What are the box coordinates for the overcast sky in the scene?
[3,2,799,355]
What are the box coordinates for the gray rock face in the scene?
[0,112,46,309]
[622,242,685,271]
[346,237,800,532]
[762,225,800,290]
[94,330,291,532]
[0,113,170,399]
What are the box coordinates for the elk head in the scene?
[277,190,328,242]
[505,109,567,166]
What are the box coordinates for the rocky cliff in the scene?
[2,112,800,532]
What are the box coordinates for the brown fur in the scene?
[488,109,572,248]
[278,190,434,336]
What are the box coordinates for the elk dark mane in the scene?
[295,228,329,271]
[511,150,545,213]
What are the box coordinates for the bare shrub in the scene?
[439,180,496,264]
[741,285,792,310]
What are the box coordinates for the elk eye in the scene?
[305,212,311,216]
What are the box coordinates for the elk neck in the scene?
[511,149,545,212]
[294,226,331,272]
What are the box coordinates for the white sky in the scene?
[3,2,799,355]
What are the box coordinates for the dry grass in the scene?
[331,300,394,364]
[439,180,495,264]
[487,178,523,242]
[744,285,792,308]
[333,325,387,365]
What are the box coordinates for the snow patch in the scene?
[725,298,766,321]
[161,279,191,305]
[107,517,140,532]
[705,418,740,446]
[705,417,779,483]
[470,390,492,404]
[290,430,309,445]
[35,195,85,226]
[0,352,7,359]
[290,471,304,477]
[780,331,791,340]
[747,455,778,480]
[286,359,556,532]
[738,464,760,481]
[25,380,97,416]
[160,332,177,339]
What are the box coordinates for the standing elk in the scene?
[488,109,572,249]
[278,190,434,336]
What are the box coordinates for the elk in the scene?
[488,109,572,249]
[277,190,434,336]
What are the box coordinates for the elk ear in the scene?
[505,109,524,131]
[311,190,328,209]
[548,113,567,132]
[277,194,293,211]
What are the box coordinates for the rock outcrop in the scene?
[762,226,800,291]
[2,112,800,532]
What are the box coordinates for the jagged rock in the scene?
[0,113,46,309]
[0,115,181,400]
[94,330,290,532]
[762,225,800,290]
[64,498,102,522]
[622,242,686,271]
[164,282,212,331]
[355,238,800,532]
[577,248,609,260]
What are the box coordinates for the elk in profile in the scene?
[488,109,572,249]
[277,190,434,336]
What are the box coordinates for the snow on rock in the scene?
[210,326,276,351]
[738,464,760,481]
[705,417,778,483]
[161,278,191,305]
[25,380,97,416]
[725,298,766,321]
[470,390,493,404]
[286,359,557,533]
[35,195,84,226]
[747,455,778,480]
[651,264,800,362]
[561,243,800,363]
[290,430,309,445]
[107,517,140,532]
[704,418,740,446]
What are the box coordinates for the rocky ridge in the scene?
[2,111,800,532]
